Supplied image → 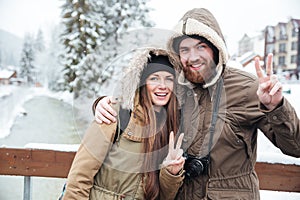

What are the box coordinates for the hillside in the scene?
[0,29,23,67]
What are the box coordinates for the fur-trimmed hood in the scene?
[167,8,229,88]
[118,47,179,110]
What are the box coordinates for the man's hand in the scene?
[162,132,185,175]
[95,96,118,124]
[255,53,283,110]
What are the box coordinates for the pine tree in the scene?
[47,25,66,91]
[60,0,154,97]
[60,0,99,93]
[34,29,46,52]
[19,34,36,84]
[33,29,47,86]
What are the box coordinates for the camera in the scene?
[183,153,210,178]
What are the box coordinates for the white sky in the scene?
[0,0,300,54]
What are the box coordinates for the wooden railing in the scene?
[0,147,300,193]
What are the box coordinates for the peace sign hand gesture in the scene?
[161,132,185,175]
[255,53,283,110]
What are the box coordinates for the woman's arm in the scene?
[63,121,117,199]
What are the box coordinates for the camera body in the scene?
[183,153,210,178]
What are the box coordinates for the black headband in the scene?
[140,55,175,84]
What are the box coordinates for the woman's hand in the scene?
[162,132,185,175]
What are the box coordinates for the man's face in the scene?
[178,37,217,84]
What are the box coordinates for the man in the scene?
[93,8,300,199]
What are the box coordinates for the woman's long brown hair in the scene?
[138,80,179,200]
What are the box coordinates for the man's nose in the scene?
[189,48,199,61]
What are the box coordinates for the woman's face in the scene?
[146,71,174,110]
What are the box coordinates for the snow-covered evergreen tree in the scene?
[19,34,36,84]
[46,25,66,91]
[33,29,47,86]
[60,0,154,97]
[34,29,46,52]
[60,0,100,93]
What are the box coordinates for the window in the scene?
[291,55,297,64]
[279,56,286,65]
[279,43,286,53]
[291,41,297,50]
[292,28,298,37]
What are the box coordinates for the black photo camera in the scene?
[183,153,210,178]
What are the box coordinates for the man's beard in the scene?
[182,67,204,84]
[182,59,218,84]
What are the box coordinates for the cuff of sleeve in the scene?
[160,167,184,183]
[263,98,289,124]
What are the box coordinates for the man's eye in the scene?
[197,44,207,50]
[180,49,188,54]
[197,45,204,49]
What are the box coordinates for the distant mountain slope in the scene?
[0,29,23,67]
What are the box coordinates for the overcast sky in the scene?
[0,0,300,54]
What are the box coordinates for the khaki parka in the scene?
[63,48,184,200]
[159,8,300,200]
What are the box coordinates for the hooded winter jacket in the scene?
[160,8,300,200]
[63,48,184,200]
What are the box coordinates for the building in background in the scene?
[238,18,300,81]
[265,18,300,79]
[0,69,17,85]
[238,32,264,57]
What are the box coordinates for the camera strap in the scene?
[207,79,223,158]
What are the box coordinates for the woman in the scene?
[63,48,185,200]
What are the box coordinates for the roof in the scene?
[0,69,16,79]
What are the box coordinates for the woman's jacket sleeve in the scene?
[63,120,117,200]
[159,167,184,200]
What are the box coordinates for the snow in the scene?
[0,86,12,98]
[260,190,300,199]
[24,143,79,152]
[0,69,15,79]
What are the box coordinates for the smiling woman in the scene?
[146,71,174,111]
[62,48,183,200]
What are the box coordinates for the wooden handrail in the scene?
[0,147,75,178]
[0,147,299,192]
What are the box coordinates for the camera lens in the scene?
[185,158,204,177]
